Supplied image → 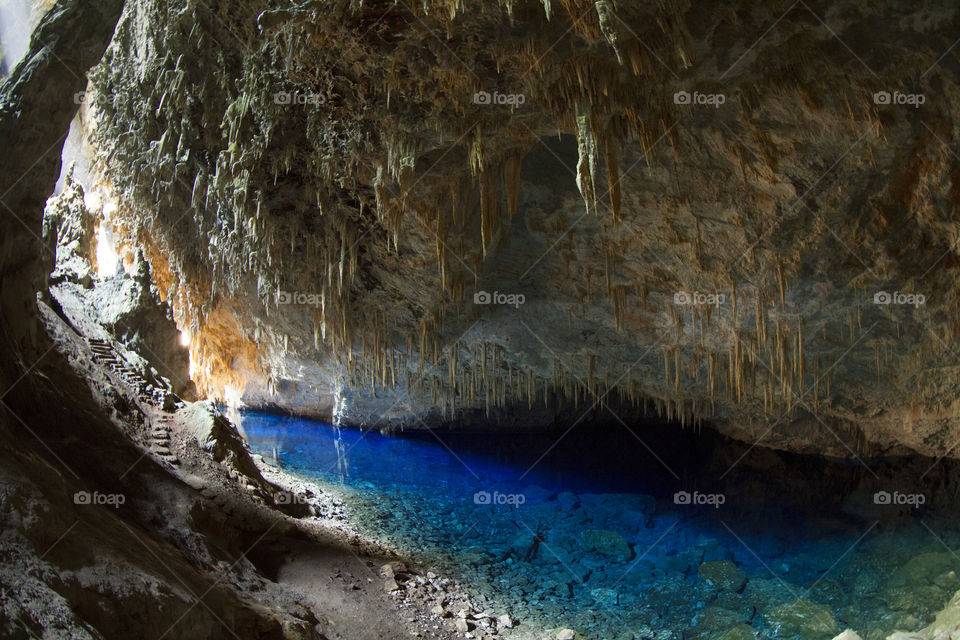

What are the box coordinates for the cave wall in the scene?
[76,0,960,458]
[0,3,325,636]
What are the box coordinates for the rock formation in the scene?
[59,0,960,459]
[6,1,960,638]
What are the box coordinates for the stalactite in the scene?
[796,317,804,385]
[502,152,523,218]
[479,169,498,255]
[604,133,621,222]
[575,110,599,216]
[674,348,680,393]
[774,265,785,309]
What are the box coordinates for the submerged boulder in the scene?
[887,590,960,640]
[713,624,760,640]
[766,599,838,640]
[887,553,960,588]
[581,529,632,562]
[699,560,747,592]
[687,607,751,640]
[590,587,620,606]
[880,552,960,626]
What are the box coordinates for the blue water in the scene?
[241,411,960,640]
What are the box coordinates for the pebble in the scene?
[557,630,577,640]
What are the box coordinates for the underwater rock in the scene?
[581,529,632,562]
[557,630,577,640]
[713,592,758,622]
[745,578,802,614]
[698,561,747,593]
[886,590,960,640]
[557,492,580,511]
[886,553,959,590]
[619,559,657,585]
[590,587,620,606]
[687,607,751,640]
[880,553,960,624]
[883,585,949,626]
[713,624,761,640]
[830,631,862,640]
[459,547,491,567]
[699,539,734,563]
[510,532,540,561]
[766,599,839,640]
[662,546,706,574]
[807,579,847,609]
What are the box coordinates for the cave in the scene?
[4,1,960,639]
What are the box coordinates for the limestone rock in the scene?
[886,590,960,640]
[590,587,620,606]
[80,0,960,462]
[380,561,407,579]
[687,607,751,640]
[699,561,747,593]
[713,624,760,640]
[766,599,838,640]
[581,530,632,562]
